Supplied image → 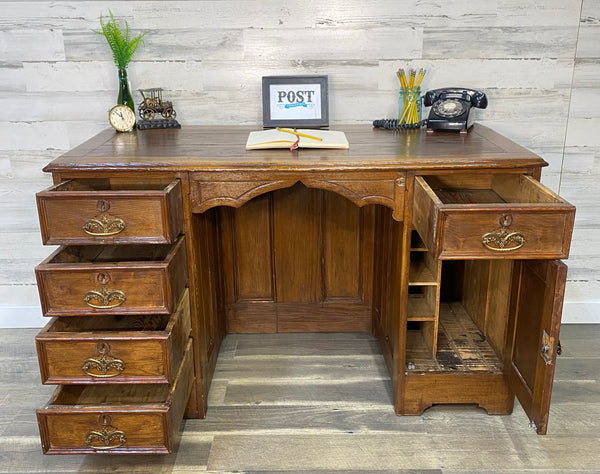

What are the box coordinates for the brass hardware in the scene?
[85,415,126,450]
[481,227,525,252]
[540,329,554,365]
[84,286,126,309]
[499,214,513,227]
[96,199,111,213]
[96,272,111,285]
[83,213,126,236]
[82,342,125,378]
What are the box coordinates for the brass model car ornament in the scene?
[137,88,181,129]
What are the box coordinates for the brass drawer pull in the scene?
[481,215,525,252]
[82,200,126,236]
[83,214,126,236]
[481,229,525,252]
[82,342,125,378]
[82,355,125,378]
[83,286,126,309]
[85,415,126,450]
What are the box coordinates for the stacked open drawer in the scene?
[34,178,193,454]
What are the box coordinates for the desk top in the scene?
[45,124,545,173]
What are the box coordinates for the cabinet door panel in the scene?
[505,259,567,434]
[233,193,274,300]
[324,192,362,299]
[273,183,322,302]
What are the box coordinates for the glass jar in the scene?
[398,86,422,126]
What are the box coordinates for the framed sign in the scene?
[262,75,329,128]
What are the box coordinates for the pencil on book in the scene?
[277,128,323,141]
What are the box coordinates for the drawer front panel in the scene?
[37,340,194,455]
[36,290,191,384]
[42,412,167,454]
[36,237,187,317]
[438,209,574,259]
[37,179,183,245]
[413,175,575,260]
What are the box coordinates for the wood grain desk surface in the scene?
[44,124,545,173]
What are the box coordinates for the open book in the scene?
[246,128,349,150]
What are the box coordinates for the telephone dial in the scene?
[423,88,487,132]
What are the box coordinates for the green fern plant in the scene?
[95,10,147,69]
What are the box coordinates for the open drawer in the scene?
[36,289,191,385]
[35,236,187,317]
[37,339,193,455]
[413,174,575,259]
[37,178,183,245]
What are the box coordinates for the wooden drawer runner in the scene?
[35,236,187,317]
[36,289,191,384]
[37,178,183,245]
[37,339,194,455]
[413,174,575,259]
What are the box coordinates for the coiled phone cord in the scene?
[372,118,427,130]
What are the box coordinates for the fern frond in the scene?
[95,10,146,69]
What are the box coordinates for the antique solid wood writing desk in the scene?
[33,125,575,454]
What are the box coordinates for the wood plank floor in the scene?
[1,326,599,473]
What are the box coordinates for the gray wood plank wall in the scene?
[1,1,598,326]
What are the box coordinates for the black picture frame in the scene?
[262,75,329,128]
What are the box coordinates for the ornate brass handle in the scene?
[84,286,126,309]
[85,415,126,450]
[481,214,525,252]
[83,214,126,236]
[82,356,125,378]
[481,229,525,252]
[82,342,125,378]
[83,200,126,236]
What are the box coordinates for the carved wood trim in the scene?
[191,176,405,220]
[300,177,405,220]
[191,180,295,213]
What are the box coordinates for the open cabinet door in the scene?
[505,259,567,434]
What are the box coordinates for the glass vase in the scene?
[118,68,135,112]
[398,86,422,126]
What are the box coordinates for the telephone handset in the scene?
[423,88,487,132]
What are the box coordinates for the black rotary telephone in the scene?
[423,87,487,132]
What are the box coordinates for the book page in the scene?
[246,129,349,150]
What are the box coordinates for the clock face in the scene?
[432,99,467,118]
[108,105,136,132]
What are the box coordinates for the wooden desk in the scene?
[33,125,575,454]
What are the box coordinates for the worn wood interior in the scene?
[50,384,172,405]
[423,174,564,205]
[405,303,504,373]
[405,256,513,372]
[52,177,175,192]
[46,313,171,332]
[48,242,174,264]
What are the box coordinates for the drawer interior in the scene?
[47,314,171,333]
[48,243,174,264]
[51,384,171,405]
[422,174,564,205]
[52,178,176,192]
